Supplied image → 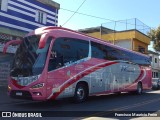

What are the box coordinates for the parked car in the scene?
[152,78,160,90]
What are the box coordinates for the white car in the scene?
[152,78,160,90]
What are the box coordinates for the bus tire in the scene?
[137,82,143,95]
[73,83,88,103]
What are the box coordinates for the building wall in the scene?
[86,30,150,54]
[87,32,101,39]
[102,31,135,41]
[149,53,160,78]
[133,39,148,53]
[0,0,59,33]
[0,0,60,80]
[150,54,159,69]
[134,31,150,44]
[115,40,132,50]
[0,0,59,53]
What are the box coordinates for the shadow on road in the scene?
[12,90,160,110]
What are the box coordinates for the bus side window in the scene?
[48,49,64,71]
[48,37,89,71]
[48,38,64,71]
[91,42,106,59]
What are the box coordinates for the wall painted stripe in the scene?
[0,21,33,32]
[8,6,35,18]
[47,19,56,24]
[6,9,37,24]
[9,0,57,20]
[45,22,57,27]
[0,15,39,31]
[47,17,56,23]
[8,6,56,25]
[9,0,35,14]
[47,15,56,20]
[17,0,57,16]
[10,0,57,14]
[0,12,44,27]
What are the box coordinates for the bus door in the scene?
[47,43,66,98]
[47,37,90,98]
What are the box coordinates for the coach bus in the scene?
[3,26,152,103]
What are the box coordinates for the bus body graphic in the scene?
[4,26,152,102]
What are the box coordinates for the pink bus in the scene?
[4,27,152,103]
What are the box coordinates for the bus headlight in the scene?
[31,83,44,89]
[8,85,12,91]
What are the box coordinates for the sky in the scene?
[53,0,160,31]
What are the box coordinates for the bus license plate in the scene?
[16,92,22,96]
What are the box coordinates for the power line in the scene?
[62,0,87,26]
[60,7,115,23]
[60,8,151,29]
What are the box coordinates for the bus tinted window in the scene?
[91,42,123,60]
[91,42,106,59]
[48,38,89,71]
[105,47,120,60]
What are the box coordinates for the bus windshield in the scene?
[10,35,51,77]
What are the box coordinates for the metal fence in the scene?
[101,18,151,36]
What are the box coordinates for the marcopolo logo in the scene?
[2,112,11,117]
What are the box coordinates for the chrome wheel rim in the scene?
[77,87,85,100]
[138,85,142,94]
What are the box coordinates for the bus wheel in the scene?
[137,82,143,95]
[73,83,88,103]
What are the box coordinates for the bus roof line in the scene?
[33,26,150,58]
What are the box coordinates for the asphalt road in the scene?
[0,83,160,120]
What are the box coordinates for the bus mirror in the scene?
[39,33,48,49]
[3,40,22,54]
[39,34,55,49]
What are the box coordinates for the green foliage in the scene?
[148,29,156,41]
[156,26,160,40]
[148,25,160,51]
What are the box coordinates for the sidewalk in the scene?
[0,79,8,86]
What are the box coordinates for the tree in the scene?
[148,25,160,51]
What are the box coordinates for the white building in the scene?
[148,50,160,78]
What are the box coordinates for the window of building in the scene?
[0,0,2,10]
[156,72,158,78]
[35,10,47,24]
[150,56,152,62]
[152,72,159,78]
[138,46,145,53]
[0,0,8,11]
[152,72,154,78]
[155,58,157,63]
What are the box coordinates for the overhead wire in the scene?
[60,8,151,29]
[62,0,87,26]
[60,8,115,22]
[61,8,151,29]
